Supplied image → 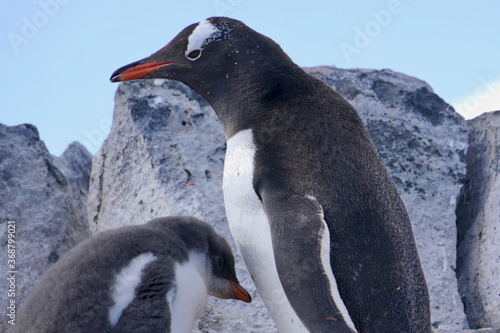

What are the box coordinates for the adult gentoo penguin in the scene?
[12,216,251,333]
[110,17,431,332]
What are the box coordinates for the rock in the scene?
[456,111,500,329]
[433,328,500,333]
[305,67,469,329]
[435,329,500,333]
[52,142,93,249]
[90,66,473,331]
[88,79,276,332]
[0,124,92,331]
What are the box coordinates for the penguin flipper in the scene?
[261,189,357,333]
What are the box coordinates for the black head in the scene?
[204,225,252,302]
[110,17,301,137]
[111,18,241,85]
[146,216,251,303]
[109,17,292,84]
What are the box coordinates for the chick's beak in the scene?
[229,280,252,303]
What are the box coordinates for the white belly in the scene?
[168,252,208,333]
[223,129,308,332]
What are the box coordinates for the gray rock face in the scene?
[0,124,91,331]
[305,67,469,330]
[456,111,500,329]
[435,329,500,333]
[89,66,474,331]
[2,69,497,333]
[88,80,276,332]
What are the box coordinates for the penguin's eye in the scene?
[215,256,223,270]
[186,49,202,61]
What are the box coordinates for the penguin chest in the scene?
[167,251,208,333]
[223,129,307,332]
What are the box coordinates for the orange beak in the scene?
[110,61,173,83]
[229,280,252,303]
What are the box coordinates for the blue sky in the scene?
[2,1,499,156]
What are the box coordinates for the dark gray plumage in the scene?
[12,216,251,333]
[110,17,431,332]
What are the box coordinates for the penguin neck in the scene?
[194,60,307,140]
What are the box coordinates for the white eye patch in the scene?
[185,20,220,61]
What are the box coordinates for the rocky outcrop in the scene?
[435,329,500,333]
[456,111,500,329]
[88,66,477,331]
[3,67,497,332]
[88,79,276,332]
[0,124,91,331]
